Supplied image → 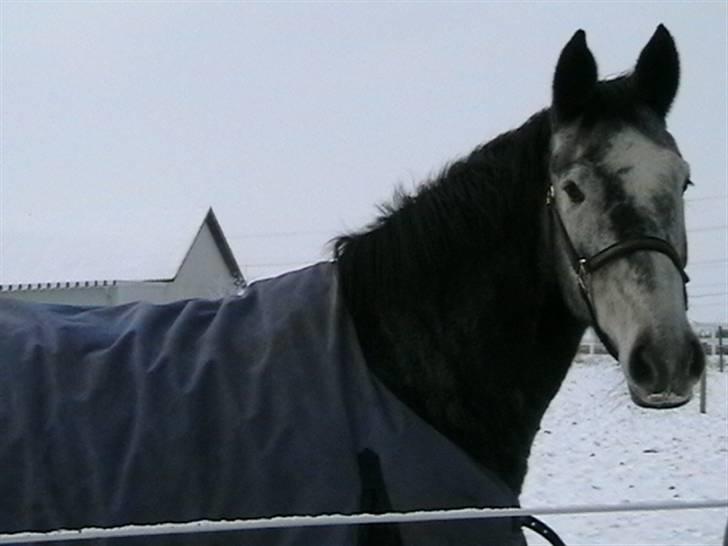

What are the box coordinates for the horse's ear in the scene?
[633,24,680,118]
[552,30,598,122]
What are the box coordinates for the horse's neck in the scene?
[346,270,584,494]
[337,111,586,494]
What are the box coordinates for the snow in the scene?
[522,356,728,545]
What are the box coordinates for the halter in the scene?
[546,185,690,359]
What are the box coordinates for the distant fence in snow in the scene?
[579,325,727,359]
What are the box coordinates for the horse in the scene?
[336,23,703,494]
[0,25,703,546]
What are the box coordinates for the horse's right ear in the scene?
[633,24,680,118]
[552,30,598,122]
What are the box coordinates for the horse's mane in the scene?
[334,109,553,313]
[333,109,568,492]
[333,74,665,314]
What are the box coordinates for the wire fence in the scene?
[2,500,726,544]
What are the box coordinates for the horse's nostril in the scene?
[628,344,656,389]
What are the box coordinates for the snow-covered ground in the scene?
[521,356,728,546]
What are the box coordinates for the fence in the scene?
[2,500,726,544]
[697,325,728,357]
[580,325,728,359]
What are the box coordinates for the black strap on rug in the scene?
[521,515,567,546]
[357,449,403,546]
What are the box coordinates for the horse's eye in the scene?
[563,181,585,204]
[683,178,694,193]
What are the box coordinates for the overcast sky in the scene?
[1,1,726,323]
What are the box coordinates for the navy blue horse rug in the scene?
[0,263,524,545]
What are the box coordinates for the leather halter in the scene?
[546,185,690,359]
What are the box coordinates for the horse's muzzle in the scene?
[625,332,704,409]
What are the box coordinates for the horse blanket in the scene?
[0,262,525,545]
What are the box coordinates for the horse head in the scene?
[548,25,704,409]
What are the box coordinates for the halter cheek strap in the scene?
[546,185,690,359]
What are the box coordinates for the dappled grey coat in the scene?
[0,263,524,545]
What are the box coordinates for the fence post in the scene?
[719,326,724,373]
[700,366,707,414]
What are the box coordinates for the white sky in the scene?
[1,1,726,323]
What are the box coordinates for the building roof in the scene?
[192,208,242,281]
[0,207,242,292]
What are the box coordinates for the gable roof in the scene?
[0,207,242,290]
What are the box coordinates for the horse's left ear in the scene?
[633,24,680,117]
[552,29,598,122]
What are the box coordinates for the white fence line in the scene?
[2,499,726,544]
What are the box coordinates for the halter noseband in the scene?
[546,185,690,359]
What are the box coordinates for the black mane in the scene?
[335,110,552,311]
[334,110,585,492]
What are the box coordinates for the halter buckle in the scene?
[577,258,589,292]
[546,185,555,206]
